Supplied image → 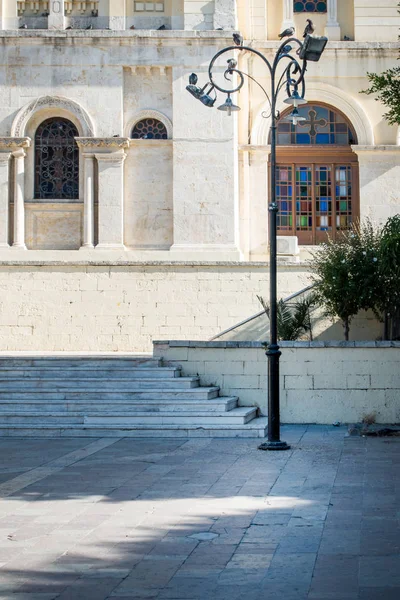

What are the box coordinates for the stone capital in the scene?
[12,148,27,160]
[75,137,130,150]
[95,151,127,164]
[0,138,31,152]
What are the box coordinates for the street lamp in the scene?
[186,32,327,451]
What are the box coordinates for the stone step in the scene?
[0,397,239,413]
[0,417,268,438]
[0,367,182,379]
[0,356,162,368]
[0,407,257,426]
[0,388,221,401]
[0,377,200,390]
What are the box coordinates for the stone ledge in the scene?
[0,257,309,268]
[154,340,400,349]
[0,32,397,51]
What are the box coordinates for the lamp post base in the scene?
[258,440,291,451]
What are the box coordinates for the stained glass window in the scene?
[276,104,356,146]
[131,118,168,140]
[276,163,355,242]
[274,103,357,244]
[294,0,327,13]
[34,118,79,200]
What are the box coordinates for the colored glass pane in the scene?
[275,104,356,146]
[132,118,168,140]
[293,0,326,12]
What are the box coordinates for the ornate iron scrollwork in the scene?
[34,118,79,200]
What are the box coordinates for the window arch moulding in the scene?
[251,83,374,147]
[125,110,173,140]
[11,96,95,139]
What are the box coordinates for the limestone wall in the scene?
[155,341,400,423]
[0,261,309,351]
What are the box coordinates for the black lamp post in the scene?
[187,32,327,451]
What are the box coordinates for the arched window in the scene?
[34,118,79,200]
[294,0,327,13]
[131,118,168,140]
[271,103,359,245]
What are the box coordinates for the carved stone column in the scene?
[0,138,30,249]
[0,153,10,247]
[76,138,129,250]
[81,154,95,249]
[281,0,295,31]
[325,0,341,40]
[12,149,27,250]
[49,0,65,30]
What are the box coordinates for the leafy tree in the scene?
[361,3,400,125]
[377,215,400,339]
[309,221,381,341]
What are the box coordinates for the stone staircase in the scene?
[0,355,267,438]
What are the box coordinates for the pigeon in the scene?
[130,25,135,29]
[232,32,243,47]
[91,9,98,17]
[42,11,49,17]
[19,24,27,29]
[216,28,223,31]
[227,58,237,70]
[113,134,120,137]
[343,35,351,41]
[278,26,295,40]
[86,24,93,30]
[66,26,72,30]
[157,24,166,30]
[303,19,314,38]
[189,73,198,85]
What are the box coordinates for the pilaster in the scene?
[281,0,295,31]
[0,139,30,250]
[0,0,17,30]
[76,138,129,250]
[170,67,241,260]
[12,149,27,250]
[102,0,125,30]
[49,0,65,30]
[214,0,237,31]
[81,154,95,249]
[324,0,341,41]
[0,154,11,248]
[184,0,213,30]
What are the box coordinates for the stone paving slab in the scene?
[0,426,399,598]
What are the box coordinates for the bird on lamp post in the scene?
[279,26,295,40]
[303,19,315,37]
[233,32,243,47]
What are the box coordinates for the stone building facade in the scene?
[0,0,398,351]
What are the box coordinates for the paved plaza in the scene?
[0,427,399,599]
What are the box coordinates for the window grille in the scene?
[131,118,168,140]
[294,0,327,13]
[34,118,79,200]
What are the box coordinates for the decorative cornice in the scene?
[0,137,31,150]
[352,145,400,153]
[75,137,130,149]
